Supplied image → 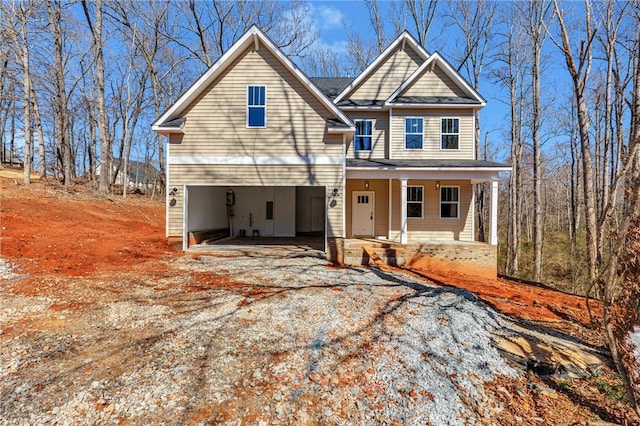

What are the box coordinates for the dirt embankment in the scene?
[1,176,170,276]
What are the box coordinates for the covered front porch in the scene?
[345,159,511,246]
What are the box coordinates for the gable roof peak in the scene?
[333,30,429,103]
[385,50,486,107]
[153,25,352,132]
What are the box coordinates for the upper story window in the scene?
[441,118,459,150]
[355,120,372,151]
[407,185,423,218]
[440,186,459,219]
[247,85,266,127]
[405,117,423,149]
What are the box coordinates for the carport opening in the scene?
[185,185,326,250]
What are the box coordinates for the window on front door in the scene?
[440,186,459,218]
[441,118,459,150]
[405,117,423,149]
[354,120,372,151]
[407,185,423,218]
[247,85,266,127]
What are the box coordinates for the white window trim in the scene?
[407,185,424,219]
[354,119,373,152]
[247,85,267,128]
[439,185,460,219]
[440,117,460,150]
[404,117,424,150]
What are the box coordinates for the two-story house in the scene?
[152,26,509,273]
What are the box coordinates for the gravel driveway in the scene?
[0,252,515,425]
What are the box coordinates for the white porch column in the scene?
[489,179,499,246]
[400,178,408,244]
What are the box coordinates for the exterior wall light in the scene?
[364,180,369,190]
[435,181,440,190]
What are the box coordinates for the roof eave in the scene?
[346,166,512,172]
[385,102,485,109]
[327,126,356,134]
[151,125,185,135]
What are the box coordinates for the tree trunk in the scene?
[30,86,46,179]
[47,0,70,187]
[83,0,110,195]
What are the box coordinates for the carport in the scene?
[183,185,326,251]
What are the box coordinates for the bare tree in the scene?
[82,0,110,194]
[524,0,552,282]
[47,0,71,186]
[553,0,640,413]
[448,0,497,244]
[0,0,36,184]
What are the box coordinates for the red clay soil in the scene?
[0,175,170,276]
[405,256,601,327]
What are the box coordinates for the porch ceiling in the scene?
[346,158,511,182]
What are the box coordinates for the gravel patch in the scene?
[0,257,15,280]
[0,253,517,425]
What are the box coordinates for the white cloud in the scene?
[312,4,344,30]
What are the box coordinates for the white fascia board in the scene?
[386,54,438,102]
[385,103,484,109]
[346,166,512,172]
[168,156,345,166]
[260,33,353,127]
[427,52,486,104]
[333,31,429,104]
[327,126,356,134]
[153,29,256,128]
[338,106,387,111]
[151,125,184,134]
[385,52,486,106]
[153,26,352,130]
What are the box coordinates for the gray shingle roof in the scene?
[346,159,510,169]
[336,99,386,107]
[310,77,354,99]
[159,117,185,128]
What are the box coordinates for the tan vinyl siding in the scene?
[345,111,388,159]
[349,47,422,101]
[389,179,473,242]
[403,65,467,97]
[175,45,339,158]
[390,108,474,159]
[167,164,343,238]
[345,179,389,238]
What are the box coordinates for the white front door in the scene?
[352,191,374,236]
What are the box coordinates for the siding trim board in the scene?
[169,156,345,165]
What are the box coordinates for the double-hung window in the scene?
[247,85,266,127]
[354,120,372,151]
[407,186,423,218]
[405,117,423,149]
[440,186,459,218]
[441,118,459,150]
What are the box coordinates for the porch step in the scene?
[361,246,393,272]
[343,246,408,267]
